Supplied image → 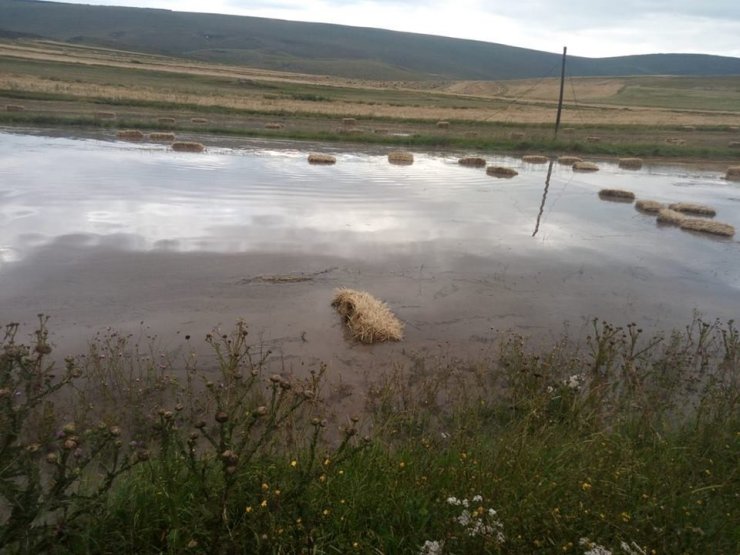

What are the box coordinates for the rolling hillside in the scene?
[1,0,740,80]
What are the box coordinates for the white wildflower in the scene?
[488,508,497,517]
[472,495,483,503]
[461,498,469,508]
[446,496,460,506]
[578,537,613,555]
[620,541,646,555]
[456,510,471,527]
[565,374,584,390]
[419,539,444,555]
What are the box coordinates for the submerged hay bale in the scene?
[191,117,208,124]
[668,202,716,217]
[618,157,643,170]
[5,104,25,112]
[635,199,665,213]
[729,141,740,148]
[149,132,176,141]
[458,157,486,168]
[486,165,518,178]
[265,122,284,129]
[522,155,550,164]
[116,129,144,141]
[599,189,635,202]
[342,118,357,127]
[657,208,688,225]
[171,141,204,153]
[436,121,450,129]
[558,155,583,165]
[573,161,599,172]
[510,131,525,140]
[388,151,414,165]
[725,166,740,181]
[157,117,176,125]
[331,288,403,343]
[680,219,735,237]
[94,111,116,119]
[308,153,336,165]
[586,136,601,143]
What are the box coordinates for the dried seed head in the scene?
[195,420,206,429]
[175,403,184,412]
[350,416,359,423]
[302,389,315,399]
[279,380,292,390]
[311,417,322,426]
[252,406,268,418]
[215,411,229,423]
[109,426,121,437]
[163,411,174,420]
[0,388,10,399]
[25,443,41,453]
[269,374,282,384]
[63,423,76,435]
[189,431,199,441]
[136,449,150,462]
[63,439,78,450]
[46,452,58,464]
[225,465,237,475]
[221,450,239,464]
[157,408,166,416]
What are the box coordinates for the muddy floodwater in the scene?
[1,129,738,383]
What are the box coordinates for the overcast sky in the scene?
[58,0,740,58]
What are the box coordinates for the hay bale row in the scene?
[635,200,664,213]
[171,141,204,153]
[5,105,25,112]
[522,155,549,164]
[586,136,601,143]
[388,151,414,165]
[342,118,357,127]
[116,129,144,141]
[191,118,208,124]
[436,121,450,129]
[94,111,116,119]
[558,156,582,165]
[331,288,403,343]
[157,117,176,125]
[656,208,688,225]
[265,122,284,129]
[599,189,635,202]
[308,153,336,165]
[683,125,696,131]
[618,157,643,170]
[680,219,735,237]
[665,138,686,145]
[729,141,740,148]
[486,166,518,178]
[149,132,176,142]
[573,161,599,172]
[458,157,486,168]
[726,166,740,181]
[669,202,716,217]
[729,126,739,132]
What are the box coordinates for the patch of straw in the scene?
[436,121,450,129]
[265,122,284,129]
[116,129,144,141]
[5,105,25,112]
[573,161,599,172]
[725,166,740,181]
[191,118,208,124]
[668,203,716,217]
[149,132,176,142]
[308,153,336,165]
[635,199,664,213]
[458,157,486,168]
[486,166,518,178]
[599,189,635,202]
[388,151,414,165]
[522,155,549,164]
[679,219,735,237]
[586,136,601,143]
[331,288,404,343]
[558,156,582,165]
[171,141,204,153]
[657,208,688,225]
[618,157,643,170]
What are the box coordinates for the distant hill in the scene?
[2,0,740,80]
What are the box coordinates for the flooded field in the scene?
[1,128,738,382]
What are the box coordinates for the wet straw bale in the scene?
[191,118,208,124]
[486,166,518,178]
[635,199,665,213]
[331,288,404,343]
[599,189,635,202]
[558,156,583,165]
[656,208,688,225]
[522,155,550,164]
[308,153,337,165]
[572,161,599,172]
[171,141,204,153]
[725,166,740,181]
[157,117,176,125]
[265,122,284,129]
[116,129,144,141]
[436,121,450,129]
[149,132,176,141]
[586,136,601,143]
[679,219,735,237]
[618,157,643,170]
[668,203,716,217]
[5,105,25,112]
[458,157,487,168]
[388,151,414,165]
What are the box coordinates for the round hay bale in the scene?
[5,105,25,112]
[149,132,176,142]
[308,153,336,165]
[94,111,116,119]
[668,202,716,217]
[342,117,357,127]
[657,208,688,225]
[458,157,486,168]
[191,117,208,124]
[728,141,740,148]
[265,122,284,129]
[635,199,665,213]
[388,151,414,165]
[680,219,735,237]
[510,131,525,140]
[116,129,144,141]
[573,161,599,172]
[157,117,176,125]
[558,155,583,165]
[486,166,518,178]
[171,141,204,153]
[725,166,740,181]
[599,189,635,202]
[331,288,404,343]
[618,157,643,170]
[586,136,601,143]
[522,155,550,164]
[665,137,686,145]
[436,121,450,129]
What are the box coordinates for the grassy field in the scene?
[2,40,740,161]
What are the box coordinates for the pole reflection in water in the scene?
[532,158,555,237]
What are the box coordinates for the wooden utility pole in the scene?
[553,46,567,139]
